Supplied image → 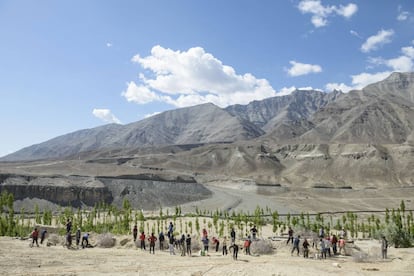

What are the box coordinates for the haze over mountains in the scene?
[2,72,414,162]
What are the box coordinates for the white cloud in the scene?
[351,71,391,89]
[122,81,161,104]
[124,45,277,108]
[397,11,410,21]
[144,111,161,118]
[106,42,112,47]
[350,30,362,39]
[325,82,354,92]
[286,60,322,77]
[397,5,410,21]
[386,56,413,72]
[276,86,321,96]
[367,45,414,72]
[325,42,414,93]
[92,109,121,124]
[336,3,358,18]
[361,29,394,53]
[297,0,358,28]
[277,86,297,96]
[311,16,328,27]
[402,46,414,58]
[325,71,391,93]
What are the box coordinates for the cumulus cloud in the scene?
[402,46,414,58]
[286,61,322,77]
[386,56,413,72]
[92,108,122,124]
[351,72,392,88]
[325,82,354,92]
[297,0,358,28]
[361,29,394,53]
[326,41,414,93]
[277,86,297,96]
[122,81,161,104]
[325,71,391,93]
[368,45,414,72]
[123,45,277,108]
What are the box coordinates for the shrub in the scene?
[383,224,413,248]
[97,233,116,248]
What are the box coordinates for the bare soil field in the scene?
[1,231,413,276]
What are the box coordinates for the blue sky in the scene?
[1,0,414,157]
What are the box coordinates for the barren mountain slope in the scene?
[1,103,263,162]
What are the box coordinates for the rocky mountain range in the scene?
[2,72,414,162]
[1,72,414,211]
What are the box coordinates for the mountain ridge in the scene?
[2,72,414,162]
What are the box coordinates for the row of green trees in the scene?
[0,190,413,247]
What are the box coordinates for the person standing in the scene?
[40,229,47,245]
[66,219,72,233]
[381,236,388,259]
[303,238,309,258]
[331,234,338,255]
[291,235,300,256]
[180,234,186,256]
[244,236,251,255]
[287,227,294,244]
[139,232,146,250]
[319,227,325,238]
[338,237,346,255]
[159,231,165,250]
[132,224,138,242]
[186,234,192,256]
[250,225,258,240]
[31,228,39,247]
[76,228,81,247]
[168,222,174,238]
[222,236,228,255]
[148,233,157,254]
[230,228,236,244]
[169,235,175,255]
[202,236,209,253]
[319,238,327,259]
[212,237,220,252]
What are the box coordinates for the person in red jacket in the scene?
[139,232,146,250]
[148,233,157,254]
[31,228,39,247]
[212,237,220,252]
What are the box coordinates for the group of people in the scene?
[286,227,390,260]
[65,219,90,249]
[32,220,390,261]
[131,223,256,261]
[287,227,348,259]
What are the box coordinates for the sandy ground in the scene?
[1,233,413,276]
